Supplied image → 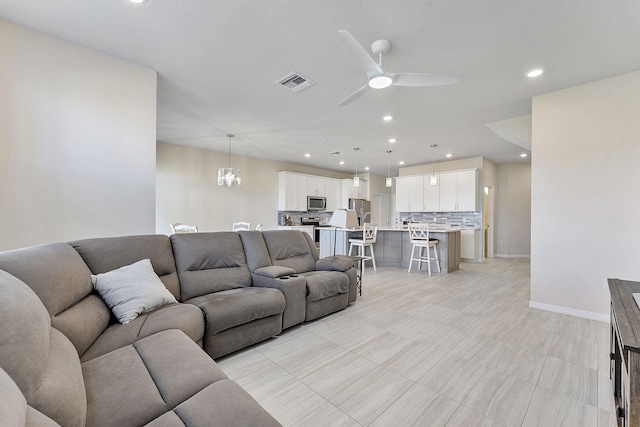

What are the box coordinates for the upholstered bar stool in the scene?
[348,222,377,272]
[408,223,440,276]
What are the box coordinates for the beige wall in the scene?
[496,164,531,257]
[0,20,157,251]
[531,70,640,320]
[156,142,350,234]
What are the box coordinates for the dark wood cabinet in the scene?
[608,278,640,427]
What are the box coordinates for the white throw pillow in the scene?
[91,258,177,324]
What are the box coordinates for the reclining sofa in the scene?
[0,230,357,426]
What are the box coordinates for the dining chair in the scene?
[232,222,251,231]
[408,223,440,276]
[255,224,263,231]
[170,223,198,234]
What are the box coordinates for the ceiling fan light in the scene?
[368,75,393,89]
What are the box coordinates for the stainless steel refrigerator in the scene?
[349,198,372,226]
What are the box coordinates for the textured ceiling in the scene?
[1,0,639,175]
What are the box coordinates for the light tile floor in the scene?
[217,258,616,427]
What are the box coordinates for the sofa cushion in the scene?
[144,379,281,427]
[71,235,181,300]
[82,329,229,427]
[261,230,316,273]
[186,287,285,335]
[316,256,355,272]
[253,265,297,278]
[80,303,205,362]
[0,269,86,427]
[238,230,273,271]
[171,232,252,301]
[300,271,350,303]
[91,259,178,324]
[0,243,111,355]
[0,270,51,398]
[0,367,60,427]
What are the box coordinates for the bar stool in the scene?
[408,223,440,276]
[348,223,377,272]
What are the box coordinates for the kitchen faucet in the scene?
[363,212,372,222]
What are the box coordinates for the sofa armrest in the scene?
[253,266,296,278]
[251,273,306,329]
[316,256,354,272]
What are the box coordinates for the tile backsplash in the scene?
[397,211,481,228]
[278,211,333,226]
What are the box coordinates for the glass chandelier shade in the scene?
[353,147,360,187]
[430,144,438,186]
[385,150,393,187]
[218,134,241,187]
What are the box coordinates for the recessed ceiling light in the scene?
[339,161,345,165]
[445,153,452,158]
[382,115,394,121]
[365,167,370,171]
[388,138,396,143]
[304,153,311,158]
[520,153,528,158]
[129,0,147,3]
[399,161,405,165]
[526,68,544,78]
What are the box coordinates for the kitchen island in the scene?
[319,227,463,273]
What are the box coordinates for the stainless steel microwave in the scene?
[307,196,327,211]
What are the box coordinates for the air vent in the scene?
[276,72,314,92]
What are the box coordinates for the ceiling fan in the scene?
[337,30,464,107]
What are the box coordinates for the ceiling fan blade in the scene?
[338,30,383,75]
[338,83,369,107]
[391,73,464,87]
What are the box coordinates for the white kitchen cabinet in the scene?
[278,172,307,211]
[324,178,341,211]
[307,176,325,196]
[460,229,480,261]
[456,170,477,211]
[395,176,423,212]
[341,179,368,208]
[439,170,477,211]
[422,175,440,211]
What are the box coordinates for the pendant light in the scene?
[385,150,393,187]
[430,144,438,186]
[218,134,241,187]
[353,147,360,187]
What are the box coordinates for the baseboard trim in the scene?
[528,301,609,323]
[495,254,531,259]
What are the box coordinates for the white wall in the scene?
[496,164,531,258]
[531,70,640,320]
[0,20,157,251]
[156,142,349,234]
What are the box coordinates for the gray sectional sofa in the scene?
[0,230,357,426]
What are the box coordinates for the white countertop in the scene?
[326,226,479,232]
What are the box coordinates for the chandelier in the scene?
[218,134,241,187]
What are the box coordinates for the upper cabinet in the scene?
[395,176,423,212]
[307,176,326,196]
[278,172,308,211]
[324,178,342,212]
[439,170,478,211]
[395,169,478,213]
[341,178,369,207]
[279,172,343,211]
